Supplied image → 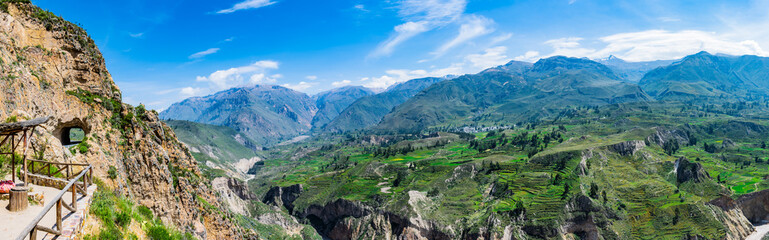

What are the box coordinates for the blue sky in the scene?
[32,0,769,110]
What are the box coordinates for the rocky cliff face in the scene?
[0,3,242,239]
[708,196,754,240]
[738,189,769,224]
[675,157,711,183]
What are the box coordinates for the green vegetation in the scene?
[84,179,192,240]
[0,0,30,13]
[69,137,89,154]
[164,120,260,178]
[247,98,769,239]
[107,166,117,179]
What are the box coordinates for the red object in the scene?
[0,180,14,194]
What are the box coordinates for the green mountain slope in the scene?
[160,85,318,146]
[376,57,651,132]
[249,99,769,239]
[323,77,445,132]
[311,86,374,130]
[165,120,260,178]
[639,51,769,99]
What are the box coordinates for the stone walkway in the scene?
[0,184,96,240]
[41,185,96,240]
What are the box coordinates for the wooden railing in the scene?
[27,159,92,197]
[15,164,92,240]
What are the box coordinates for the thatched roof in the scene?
[0,116,51,135]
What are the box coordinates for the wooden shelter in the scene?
[0,116,51,185]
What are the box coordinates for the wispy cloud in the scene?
[188,48,220,59]
[217,0,276,14]
[369,0,467,58]
[490,33,513,45]
[305,75,318,80]
[433,15,495,56]
[658,17,680,22]
[129,32,144,38]
[370,21,430,57]
[354,4,368,12]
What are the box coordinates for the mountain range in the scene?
[163,51,769,148]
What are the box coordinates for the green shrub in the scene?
[107,166,117,179]
[146,224,172,240]
[114,211,131,228]
[97,226,122,240]
[137,205,153,220]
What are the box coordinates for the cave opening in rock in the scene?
[61,127,85,146]
[53,118,90,147]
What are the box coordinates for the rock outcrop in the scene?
[0,3,241,239]
[738,189,769,224]
[647,128,691,146]
[607,140,646,156]
[212,177,251,216]
[227,177,256,200]
[707,196,754,239]
[675,157,711,183]
[263,184,303,214]
[299,199,451,240]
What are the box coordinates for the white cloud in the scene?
[593,30,768,61]
[539,30,769,62]
[281,81,315,92]
[514,51,541,62]
[188,48,220,59]
[543,37,596,57]
[354,4,367,11]
[465,46,510,69]
[332,80,352,87]
[370,0,467,57]
[196,60,280,90]
[129,32,144,38]
[217,0,275,14]
[306,75,318,80]
[180,87,204,97]
[434,15,495,56]
[362,65,464,89]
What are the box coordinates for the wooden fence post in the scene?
[71,183,77,209]
[56,199,62,231]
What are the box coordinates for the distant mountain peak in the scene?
[532,56,616,78]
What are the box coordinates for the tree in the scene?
[663,139,679,156]
[589,182,599,199]
[562,184,570,199]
